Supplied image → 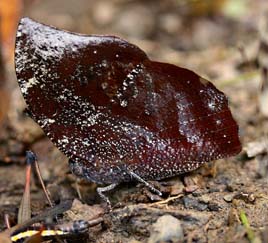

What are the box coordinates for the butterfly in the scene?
[15,18,241,198]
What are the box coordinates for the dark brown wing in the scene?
[15,18,241,184]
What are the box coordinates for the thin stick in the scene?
[18,159,31,224]
[150,194,183,206]
[4,214,10,229]
[30,151,54,207]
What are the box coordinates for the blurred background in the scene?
[1,1,268,242]
[1,0,267,151]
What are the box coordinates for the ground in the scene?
[0,0,268,243]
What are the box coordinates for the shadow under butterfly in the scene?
[15,18,241,203]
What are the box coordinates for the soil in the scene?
[1,1,268,243]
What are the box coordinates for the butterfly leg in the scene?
[97,183,119,207]
[128,171,162,197]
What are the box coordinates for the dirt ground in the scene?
[1,0,268,242]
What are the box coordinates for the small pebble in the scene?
[208,202,221,211]
[199,194,211,204]
[223,194,234,202]
[183,197,208,211]
[148,215,183,243]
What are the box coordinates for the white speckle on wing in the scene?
[39,118,56,128]
[208,101,216,110]
[21,77,39,94]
